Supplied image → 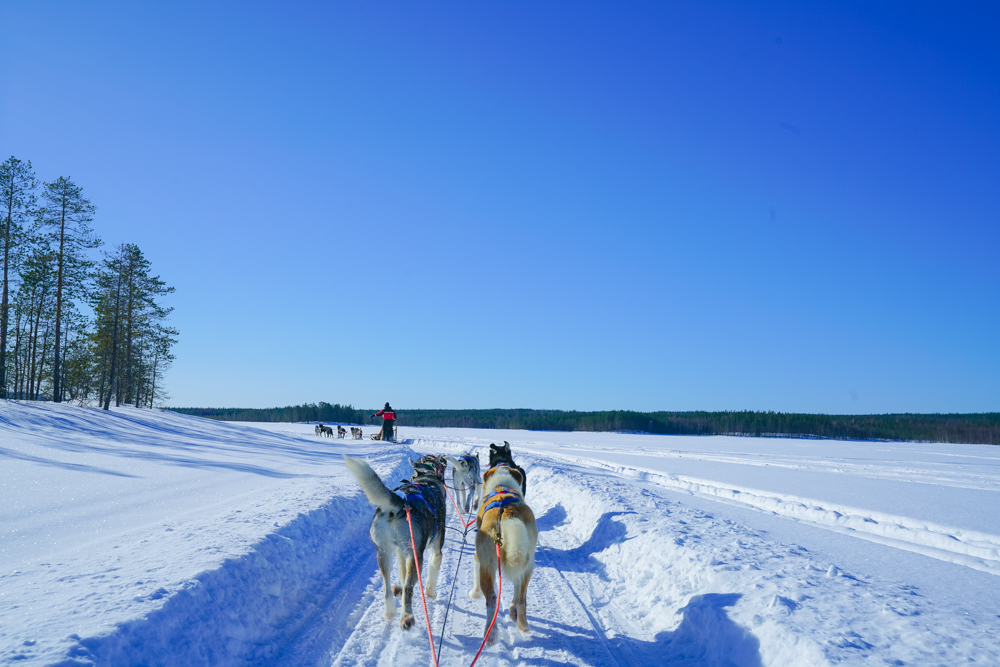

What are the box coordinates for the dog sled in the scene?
[369,424,397,442]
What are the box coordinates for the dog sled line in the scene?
[314,424,391,440]
[314,423,349,438]
[343,442,533,667]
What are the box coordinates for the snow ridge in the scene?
[541,451,1000,575]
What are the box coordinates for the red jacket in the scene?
[376,409,396,420]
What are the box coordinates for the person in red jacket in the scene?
[372,402,396,441]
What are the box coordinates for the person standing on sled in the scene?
[372,403,396,442]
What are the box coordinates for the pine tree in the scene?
[0,157,38,398]
[38,177,101,402]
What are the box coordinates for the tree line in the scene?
[172,403,370,424]
[168,404,1000,445]
[1,156,177,408]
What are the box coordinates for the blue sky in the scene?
[2,1,997,413]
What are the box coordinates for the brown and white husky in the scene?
[469,461,537,644]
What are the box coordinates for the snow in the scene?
[2,404,999,666]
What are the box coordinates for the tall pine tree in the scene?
[38,177,101,402]
[0,157,38,398]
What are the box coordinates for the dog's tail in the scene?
[499,516,535,575]
[343,455,404,512]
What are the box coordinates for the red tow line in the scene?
[405,507,440,667]
[443,483,478,528]
[469,541,502,667]
[407,478,506,667]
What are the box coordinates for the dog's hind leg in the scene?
[457,480,469,515]
[468,551,483,599]
[376,546,396,621]
[479,564,499,646]
[393,546,406,598]
[476,531,501,646]
[509,566,533,632]
[400,551,417,631]
[425,539,442,598]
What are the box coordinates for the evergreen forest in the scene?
[169,405,1000,445]
[0,156,177,408]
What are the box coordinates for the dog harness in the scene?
[394,481,439,539]
[415,458,447,478]
[459,455,479,470]
[481,485,520,513]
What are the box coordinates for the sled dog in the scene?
[343,454,448,631]
[469,459,536,645]
[350,427,363,440]
[315,424,333,437]
[444,452,481,514]
[489,442,527,497]
[337,425,347,438]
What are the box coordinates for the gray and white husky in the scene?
[343,454,448,630]
[444,452,482,515]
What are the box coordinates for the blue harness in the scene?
[394,481,439,540]
[481,485,520,514]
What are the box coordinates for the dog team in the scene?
[314,424,361,439]
[344,441,535,647]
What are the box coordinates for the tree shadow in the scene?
[538,511,634,575]
[536,503,568,531]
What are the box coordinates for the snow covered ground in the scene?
[2,403,999,666]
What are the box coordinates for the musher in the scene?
[372,402,396,442]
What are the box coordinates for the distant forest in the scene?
[168,404,1000,445]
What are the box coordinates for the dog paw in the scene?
[426,587,436,599]
[384,608,397,621]
[468,589,483,600]
[401,614,415,631]
[509,605,518,622]
[393,585,402,597]
[517,619,530,633]
[485,628,498,647]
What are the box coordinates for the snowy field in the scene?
[2,403,999,666]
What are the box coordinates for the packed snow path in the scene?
[2,405,1000,666]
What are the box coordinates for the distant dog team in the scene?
[343,442,536,649]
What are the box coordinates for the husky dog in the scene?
[444,453,481,514]
[351,427,363,440]
[470,459,536,645]
[343,454,448,630]
[337,425,347,438]
[315,424,333,437]
[489,442,527,497]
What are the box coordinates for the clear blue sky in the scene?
[2,1,997,413]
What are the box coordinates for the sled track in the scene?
[318,453,643,667]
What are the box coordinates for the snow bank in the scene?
[0,402,406,666]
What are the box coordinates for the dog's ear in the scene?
[490,443,499,452]
[409,457,417,468]
[502,441,511,452]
